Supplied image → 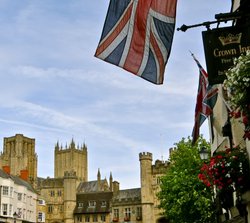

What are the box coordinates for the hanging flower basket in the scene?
[223,51,250,140]
[198,146,250,197]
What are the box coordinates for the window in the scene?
[85,216,90,222]
[50,190,55,197]
[136,207,142,219]
[18,193,22,201]
[59,205,63,212]
[88,201,96,207]
[17,208,22,217]
[157,177,161,184]
[101,201,106,207]
[9,204,12,216]
[2,186,9,196]
[57,190,62,196]
[78,202,83,208]
[38,212,45,222]
[101,214,106,221]
[125,208,131,219]
[114,208,119,218]
[10,187,13,197]
[93,215,98,222]
[77,216,82,222]
[2,204,8,215]
[23,209,26,219]
[48,205,53,214]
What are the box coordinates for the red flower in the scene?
[243,115,249,125]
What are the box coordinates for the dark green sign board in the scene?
[202,25,250,85]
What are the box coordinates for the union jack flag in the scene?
[95,0,177,84]
[191,54,218,144]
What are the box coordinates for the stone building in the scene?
[0,134,169,223]
[74,171,113,223]
[0,134,38,188]
[37,139,87,223]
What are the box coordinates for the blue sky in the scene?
[0,1,231,189]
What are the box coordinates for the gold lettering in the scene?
[213,48,237,57]
[239,45,250,54]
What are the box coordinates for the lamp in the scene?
[199,147,209,160]
[13,212,18,223]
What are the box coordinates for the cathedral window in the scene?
[2,186,9,196]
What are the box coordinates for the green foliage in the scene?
[158,136,216,223]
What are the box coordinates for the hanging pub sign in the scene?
[202,25,250,85]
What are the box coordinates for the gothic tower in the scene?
[54,139,88,181]
[0,134,38,187]
[139,152,154,223]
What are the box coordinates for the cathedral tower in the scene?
[54,139,88,181]
[0,134,37,187]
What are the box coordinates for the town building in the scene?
[0,134,169,223]
[0,168,37,223]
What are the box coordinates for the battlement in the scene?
[152,159,169,174]
[64,170,77,178]
[139,152,153,161]
[4,134,35,143]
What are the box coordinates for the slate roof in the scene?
[0,169,36,193]
[74,192,113,214]
[112,188,141,204]
[77,179,109,193]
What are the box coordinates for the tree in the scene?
[158,136,216,223]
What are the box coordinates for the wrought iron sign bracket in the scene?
[177,11,247,32]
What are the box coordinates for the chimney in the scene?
[112,181,120,195]
[20,170,29,181]
[2,166,10,175]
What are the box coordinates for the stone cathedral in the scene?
[0,134,169,223]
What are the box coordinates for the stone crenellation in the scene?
[139,152,153,161]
